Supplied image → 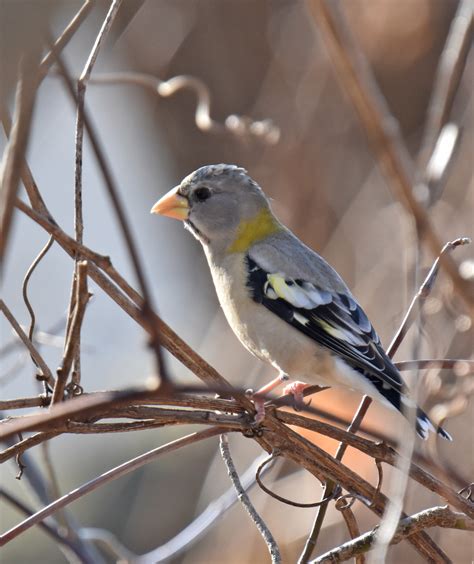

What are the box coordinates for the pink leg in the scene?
[282,381,310,410]
[247,373,289,423]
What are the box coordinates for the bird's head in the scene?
[151,164,281,252]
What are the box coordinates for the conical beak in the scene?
[150,186,189,220]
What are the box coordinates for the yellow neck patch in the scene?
[227,207,281,253]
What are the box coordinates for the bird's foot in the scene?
[282,380,310,411]
[245,388,266,424]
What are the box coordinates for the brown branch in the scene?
[335,496,364,564]
[49,36,169,387]
[219,434,281,563]
[0,52,40,260]
[311,506,474,563]
[39,0,95,81]
[417,0,473,175]
[13,198,251,405]
[395,359,474,372]
[307,0,474,312]
[263,418,450,562]
[0,300,54,388]
[0,427,226,546]
[0,489,87,561]
[52,261,90,404]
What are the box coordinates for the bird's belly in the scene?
[216,274,333,382]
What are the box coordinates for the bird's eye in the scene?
[194,187,211,201]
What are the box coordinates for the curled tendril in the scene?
[87,72,280,144]
[255,453,341,508]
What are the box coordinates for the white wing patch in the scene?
[263,273,365,346]
[266,274,332,308]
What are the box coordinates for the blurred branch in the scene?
[0,427,226,546]
[86,72,280,144]
[39,0,95,80]
[219,434,281,563]
[417,0,473,175]
[307,0,474,313]
[134,451,272,563]
[0,300,54,388]
[395,358,474,372]
[0,489,91,563]
[0,53,39,260]
[311,506,474,564]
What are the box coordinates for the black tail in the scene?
[363,372,452,441]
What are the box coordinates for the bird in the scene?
[151,164,452,440]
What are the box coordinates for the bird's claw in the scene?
[282,381,310,411]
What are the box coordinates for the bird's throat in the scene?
[227,208,281,254]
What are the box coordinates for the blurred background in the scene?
[1,0,473,562]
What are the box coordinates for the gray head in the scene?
[151,164,276,252]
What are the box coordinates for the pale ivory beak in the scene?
[150,186,189,220]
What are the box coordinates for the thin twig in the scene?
[389,237,471,354]
[134,451,272,563]
[0,301,54,388]
[219,434,281,563]
[0,427,225,546]
[21,235,54,391]
[311,505,474,563]
[395,359,474,372]
[52,261,90,404]
[39,0,95,80]
[49,38,169,387]
[67,0,123,389]
[0,489,90,562]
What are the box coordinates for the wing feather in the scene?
[246,256,403,392]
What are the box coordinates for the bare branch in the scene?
[39,0,95,80]
[335,496,364,564]
[0,52,40,260]
[311,506,474,563]
[219,434,281,563]
[0,489,90,562]
[52,261,90,404]
[49,38,170,387]
[0,427,226,546]
[417,0,473,176]
[0,300,54,388]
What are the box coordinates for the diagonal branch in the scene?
[311,505,474,563]
[0,300,54,388]
[0,427,226,546]
[219,434,281,563]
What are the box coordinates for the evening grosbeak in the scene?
[151,164,451,440]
